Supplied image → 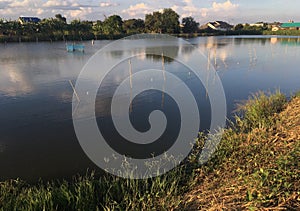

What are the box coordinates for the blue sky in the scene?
[0,0,299,24]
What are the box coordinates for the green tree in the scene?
[69,19,93,39]
[40,17,68,40]
[7,21,22,36]
[123,19,145,34]
[55,14,67,23]
[182,16,199,33]
[145,8,180,34]
[92,20,104,35]
[234,23,244,31]
[0,19,7,35]
[161,8,180,33]
[145,11,162,33]
[102,15,123,35]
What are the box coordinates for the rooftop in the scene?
[281,22,300,28]
[19,17,41,23]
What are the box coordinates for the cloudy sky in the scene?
[0,0,299,24]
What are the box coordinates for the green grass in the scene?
[0,166,195,210]
[235,90,287,130]
[0,90,299,210]
[263,29,300,36]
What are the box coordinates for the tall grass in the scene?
[0,165,195,210]
[235,91,287,131]
[0,154,201,211]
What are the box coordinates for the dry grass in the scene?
[182,94,300,210]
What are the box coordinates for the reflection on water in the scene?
[0,64,34,96]
[0,36,300,181]
[0,142,6,153]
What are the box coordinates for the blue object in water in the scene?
[66,44,84,52]
[66,44,74,52]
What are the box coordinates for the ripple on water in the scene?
[0,142,6,153]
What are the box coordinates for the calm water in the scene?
[0,36,300,182]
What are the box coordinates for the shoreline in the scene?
[2,31,300,44]
[0,31,266,43]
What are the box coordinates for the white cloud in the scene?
[169,0,198,18]
[43,0,64,7]
[0,0,97,20]
[170,0,239,23]
[200,0,239,18]
[4,0,41,8]
[212,0,238,12]
[43,0,81,9]
[36,8,44,15]
[122,3,153,17]
[100,2,118,7]
[0,0,240,22]
[0,0,47,18]
[69,7,92,19]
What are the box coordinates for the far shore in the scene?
[2,30,300,43]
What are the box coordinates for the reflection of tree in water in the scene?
[277,37,300,46]
[234,37,268,45]
[196,38,230,50]
[107,50,124,59]
[0,142,6,153]
[234,37,243,46]
[234,37,300,46]
[180,44,197,55]
[145,45,179,63]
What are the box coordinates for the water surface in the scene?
[0,36,299,181]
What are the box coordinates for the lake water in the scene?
[0,35,300,182]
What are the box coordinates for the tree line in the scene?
[0,8,279,42]
[0,8,201,42]
[0,8,200,42]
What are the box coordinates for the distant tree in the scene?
[93,20,104,35]
[234,23,244,31]
[55,14,67,23]
[103,15,123,35]
[22,22,39,36]
[161,8,180,33]
[242,23,264,31]
[144,14,154,32]
[145,11,162,33]
[6,21,22,36]
[0,19,7,35]
[145,8,180,33]
[182,16,199,33]
[123,19,145,34]
[69,19,93,39]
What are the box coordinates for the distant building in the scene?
[280,22,300,30]
[200,21,233,31]
[268,22,281,31]
[18,17,41,24]
[272,26,280,31]
[249,22,264,27]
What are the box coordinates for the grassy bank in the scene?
[184,91,300,210]
[264,30,300,36]
[0,91,299,210]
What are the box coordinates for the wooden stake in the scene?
[69,80,80,102]
[128,59,133,89]
[161,53,166,81]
